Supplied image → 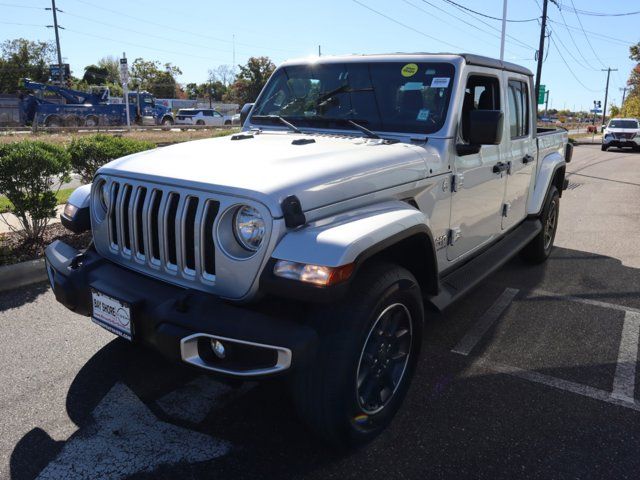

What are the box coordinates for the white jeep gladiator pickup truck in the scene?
[47,53,571,447]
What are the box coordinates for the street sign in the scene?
[537,85,546,105]
[119,57,129,84]
[590,109,602,113]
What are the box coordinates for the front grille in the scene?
[613,132,634,139]
[106,180,220,278]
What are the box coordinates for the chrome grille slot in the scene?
[94,176,273,298]
[164,193,180,268]
[183,197,200,273]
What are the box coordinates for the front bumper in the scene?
[44,240,318,378]
[602,137,640,148]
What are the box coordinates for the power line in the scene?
[548,36,599,92]
[401,0,518,55]
[432,0,537,52]
[441,0,538,22]
[66,0,298,55]
[546,19,632,46]
[550,5,598,70]
[0,2,44,9]
[351,0,466,50]
[567,0,607,69]
[557,3,640,17]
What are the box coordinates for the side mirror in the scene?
[468,110,503,145]
[457,110,503,156]
[240,103,254,126]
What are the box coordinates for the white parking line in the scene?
[532,289,640,315]
[452,288,519,356]
[612,311,640,402]
[475,359,640,413]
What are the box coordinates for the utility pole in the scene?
[620,86,628,106]
[534,0,550,120]
[499,0,507,61]
[601,67,617,126]
[544,90,550,117]
[318,45,322,57]
[46,0,64,86]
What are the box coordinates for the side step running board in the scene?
[429,219,542,311]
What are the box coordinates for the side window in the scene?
[508,80,529,138]
[203,110,214,117]
[460,75,501,143]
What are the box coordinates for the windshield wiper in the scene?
[346,119,380,139]
[316,85,374,107]
[252,115,302,134]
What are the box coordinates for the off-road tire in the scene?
[601,144,607,151]
[521,185,560,264]
[290,262,424,448]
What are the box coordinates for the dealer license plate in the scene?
[91,289,132,341]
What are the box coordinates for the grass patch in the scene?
[0,187,75,213]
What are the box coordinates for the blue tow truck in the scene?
[19,79,174,128]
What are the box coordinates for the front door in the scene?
[448,73,507,261]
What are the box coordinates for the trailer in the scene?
[20,79,174,128]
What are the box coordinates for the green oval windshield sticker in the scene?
[401,63,419,77]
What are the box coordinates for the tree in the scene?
[224,56,275,104]
[0,38,55,93]
[82,64,110,85]
[129,58,182,98]
[97,56,121,84]
[209,65,235,87]
[609,104,620,118]
[622,42,640,114]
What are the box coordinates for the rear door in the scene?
[502,77,536,230]
[447,71,507,261]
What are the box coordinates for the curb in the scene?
[0,258,47,293]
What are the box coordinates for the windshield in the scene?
[608,120,638,129]
[251,61,455,134]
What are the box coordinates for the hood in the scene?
[98,131,429,216]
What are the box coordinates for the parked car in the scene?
[50,53,570,448]
[601,118,640,151]
[175,108,228,127]
[231,113,241,125]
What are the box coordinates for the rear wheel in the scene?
[44,115,62,128]
[84,115,99,127]
[196,120,205,126]
[521,185,559,264]
[290,262,424,448]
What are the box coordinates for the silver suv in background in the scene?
[175,108,232,127]
[602,118,640,151]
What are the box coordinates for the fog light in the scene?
[211,339,226,359]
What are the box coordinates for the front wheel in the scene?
[521,186,560,264]
[601,144,608,151]
[290,262,424,448]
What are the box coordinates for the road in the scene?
[1,145,639,479]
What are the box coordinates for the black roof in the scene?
[460,53,533,77]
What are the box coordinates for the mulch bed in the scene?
[0,223,91,266]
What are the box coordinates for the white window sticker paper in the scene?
[416,109,430,121]
[431,77,450,88]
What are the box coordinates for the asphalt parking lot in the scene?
[1,144,639,479]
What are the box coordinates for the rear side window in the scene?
[203,110,213,117]
[508,80,529,138]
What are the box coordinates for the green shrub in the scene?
[0,140,71,241]
[67,134,155,183]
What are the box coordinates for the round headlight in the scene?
[233,205,265,251]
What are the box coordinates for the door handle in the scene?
[522,154,534,164]
[493,162,510,174]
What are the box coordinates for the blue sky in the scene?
[2,0,638,112]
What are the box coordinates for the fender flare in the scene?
[264,201,439,301]
[527,151,565,216]
[60,184,92,233]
